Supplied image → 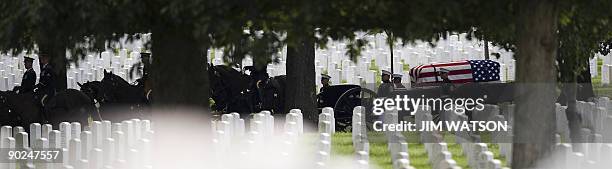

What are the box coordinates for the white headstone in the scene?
[1,126,12,140]
[92,121,103,148]
[59,122,71,148]
[29,123,41,144]
[15,132,28,148]
[49,130,62,148]
[69,139,82,166]
[71,122,81,140]
[81,131,93,160]
[112,131,125,161]
[42,124,52,139]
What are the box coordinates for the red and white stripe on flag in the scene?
[409,60,474,85]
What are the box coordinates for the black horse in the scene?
[208,65,255,114]
[0,89,96,128]
[78,70,150,122]
[208,64,286,115]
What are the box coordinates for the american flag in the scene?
[409,60,500,85]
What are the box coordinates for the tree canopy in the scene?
[2,0,612,168]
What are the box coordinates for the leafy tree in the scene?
[555,0,612,152]
[0,0,101,90]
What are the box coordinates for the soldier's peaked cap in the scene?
[381,70,392,76]
[24,56,34,62]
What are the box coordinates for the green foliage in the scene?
[369,59,379,71]
[0,0,609,73]
[556,0,612,82]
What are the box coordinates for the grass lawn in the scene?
[593,58,612,98]
[330,131,508,169]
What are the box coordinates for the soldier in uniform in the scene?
[14,56,37,94]
[316,74,332,108]
[434,68,459,122]
[377,70,393,97]
[319,74,331,93]
[136,52,153,102]
[392,74,406,89]
[438,68,455,95]
[35,53,56,105]
[135,52,151,88]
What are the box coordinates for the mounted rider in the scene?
[35,53,57,106]
[135,52,152,101]
[14,56,37,94]
[135,52,151,88]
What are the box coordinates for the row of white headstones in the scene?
[415,97,612,169]
[344,96,612,169]
[211,110,312,169]
[0,119,153,169]
[199,97,612,169]
[206,98,612,169]
[0,50,144,91]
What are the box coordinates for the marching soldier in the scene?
[392,74,406,89]
[35,53,57,104]
[377,70,393,97]
[14,56,37,93]
[319,74,331,93]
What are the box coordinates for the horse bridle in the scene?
[84,83,110,105]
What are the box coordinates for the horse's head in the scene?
[78,81,108,104]
[208,65,229,110]
[102,69,130,89]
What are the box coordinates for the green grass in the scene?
[330,131,510,169]
[400,59,410,71]
[593,58,612,98]
[331,132,392,169]
[331,132,354,158]
[370,59,382,86]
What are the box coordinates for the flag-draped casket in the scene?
[409,60,501,86]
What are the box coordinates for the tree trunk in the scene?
[563,78,583,152]
[285,37,316,122]
[388,32,394,74]
[39,42,68,91]
[576,62,595,101]
[150,28,209,109]
[150,26,211,168]
[484,39,490,60]
[512,0,558,168]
